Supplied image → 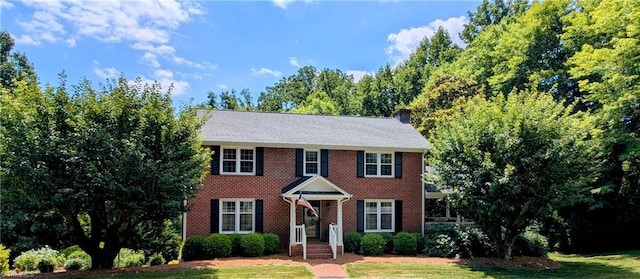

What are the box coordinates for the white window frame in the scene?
[364,199,395,233]
[219,199,255,234]
[303,149,321,176]
[364,151,394,178]
[220,147,255,175]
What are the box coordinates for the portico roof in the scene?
[281,176,352,199]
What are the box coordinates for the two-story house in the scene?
[185,109,429,259]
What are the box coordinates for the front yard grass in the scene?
[65,266,313,279]
[347,250,640,279]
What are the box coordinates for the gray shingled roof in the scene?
[199,110,429,152]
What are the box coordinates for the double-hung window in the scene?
[221,147,255,174]
[365,152,393,177]
[304,150,319,175]
[364,200,394,232]
[221,200,254,233]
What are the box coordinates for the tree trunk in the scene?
[89,250,117,270]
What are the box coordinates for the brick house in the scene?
[185,109,429,259]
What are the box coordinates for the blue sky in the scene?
[1,0,480,105]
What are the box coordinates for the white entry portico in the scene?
[281,175,352,259]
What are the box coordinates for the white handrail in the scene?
[329,223,337,259]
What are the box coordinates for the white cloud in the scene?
[218,84,228,89]
[289,56,300,67]
[251,67,283,78]
[0,0,14,9]
[94,66,119,79]
[272,0,295,9]
[66,37,76,47]
[144,69,189,96]
[346,70,374,83]
[386,16,467,65]
[141,52,160,68]
[14,35,40,46]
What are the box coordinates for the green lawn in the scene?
[347,250,640,279]
[65,266,313,279]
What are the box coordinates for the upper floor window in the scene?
[220,199,254,233]
[304,150,319,176]
[222,147,254,174]
[365,152,393,177]
[365,200,394,232]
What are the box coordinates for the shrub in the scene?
[462,226,493,258]
[262,233,281,255]
[240,233,265,257]
[206,234,232,258]
[60,245,82,258]
[0,244,10,275]
[412,233,426,254]
[424,223,459,258]
[228,234,243,256]
[514,230,548,257]
[380,232,394,254]
[343,231,362,253]
[113,249,145,268]
[148,253,166,266]
[63,250,91,271]
[182,235,208,261]
[14,247,63,272]
[393,232,417,255]
[361,234,385,256]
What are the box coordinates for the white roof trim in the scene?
[202,140,426,153]
[281,175,352,199]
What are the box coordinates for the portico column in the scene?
[337,198,343,248]
[289,197,296,254]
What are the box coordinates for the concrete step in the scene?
[306,244,334,259]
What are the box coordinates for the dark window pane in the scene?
[380,153,392,164]
[240,214,253,231]
[240,149,253,161]
[381,214,392,230]
[223,149,236,160]
[222,214,235,231]
[381,165,392,176]
[305,151,318,162]
[366,164,377,175]
[366,214,377,230]
[223,161,236,172]
[365,153,377,164]
[240,161,253,173]
[306,163,318,174]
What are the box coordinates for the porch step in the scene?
[306,243,334,259]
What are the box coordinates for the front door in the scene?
[303,200,321,239]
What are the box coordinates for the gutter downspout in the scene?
[422,150,426,236]
[339,196,352,255]
[282,196,294,256]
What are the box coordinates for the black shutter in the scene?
[395,200,403,232]
[255,199,264,233]
[356,151,364,178]
[321,149,329,177]
[210,199,219,233]
[295,149,303,177]
[395,152,403,178]
[357,200,364,232]
[256,147,264,176]
[211,146,220,175]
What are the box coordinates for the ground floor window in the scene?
[364,200,394,232]
[221,199,254,233]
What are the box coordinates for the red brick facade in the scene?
[186,147,424,244]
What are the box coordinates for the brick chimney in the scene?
[392,108,411,124]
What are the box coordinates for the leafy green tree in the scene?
[409,73,478,136]
[427,92,594,259]
[0,77,210,269]
[559,0,640,251]
[0,31,36,92]
[460,0,529,44]
[289,90,340,115]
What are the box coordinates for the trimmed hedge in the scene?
[344,231,362,253]
[380,233,394,254]
[240,233,265,257]
[206,234,232,258]
[229,234,243,256]
[148,253,166,266]
[413,232,426,254]
[263,233,281,255]
[393,232,417,255]
[182,235,208,261]
[113,249,145,268]
[63,250,91,271]
[14,247,63,272]
[514,230,548,257]
[361,234,385,256]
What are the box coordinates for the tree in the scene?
[427,92,594,259]
[460,0,529,44]
[0,31,37,92]
[0,77,210,269]
[289,90,340,115]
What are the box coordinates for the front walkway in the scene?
[308,259,348,278]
